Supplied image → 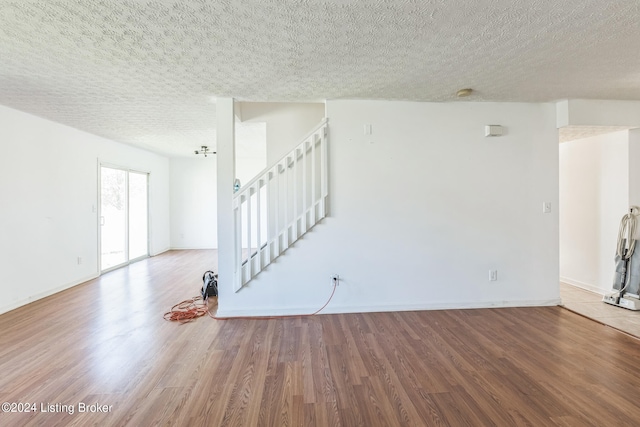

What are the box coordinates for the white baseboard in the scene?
[215,298,562,318]
[0,273,99,316]
[151,247,171,256]
[169,246,217,250]
[560,276,607,295]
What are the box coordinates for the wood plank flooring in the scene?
[560,282,640,337]
[1,250,640,426]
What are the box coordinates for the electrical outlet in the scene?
[77,256,83,265]
[542,202,551,213]
[489,270,498,281]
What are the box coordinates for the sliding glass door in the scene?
[128,171,148,260]
[100,167,127,270]
[100,166,149,272]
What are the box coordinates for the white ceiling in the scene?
[559,125,636,143]
[1,0,639,156]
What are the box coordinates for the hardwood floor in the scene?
[560,282,640,338]
[1,250,640,426]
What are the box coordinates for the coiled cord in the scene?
[617,206,640,260]
[610,206,640,297]
[163,296,209,323]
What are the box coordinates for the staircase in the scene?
[232,119,328,291]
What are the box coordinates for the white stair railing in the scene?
[233,119,328,291]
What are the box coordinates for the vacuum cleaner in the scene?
[603,206,640,310]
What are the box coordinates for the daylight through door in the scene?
[100,166,149,272]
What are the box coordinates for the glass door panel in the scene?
[128,172,148,260]
[100,167,127,270]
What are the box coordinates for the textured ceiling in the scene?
[559,125,636,143]
[1,1,640,156]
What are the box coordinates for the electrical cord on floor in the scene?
[163,296,210,323]
[164,278,337,323]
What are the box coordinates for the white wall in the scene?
[629,129,640,207]
[170,158,217,249]
[217,100,560,316]
[559,131,629,293]
[169,120,268,250]
[557,99,640,128]
[0,105,170,314]
[238,102,325,163]
[235,121,267,186]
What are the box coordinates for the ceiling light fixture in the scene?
[456,88,473,97]
[194,146,216,157]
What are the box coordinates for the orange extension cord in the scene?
[163,281,337,323]
[163,296,210,323]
